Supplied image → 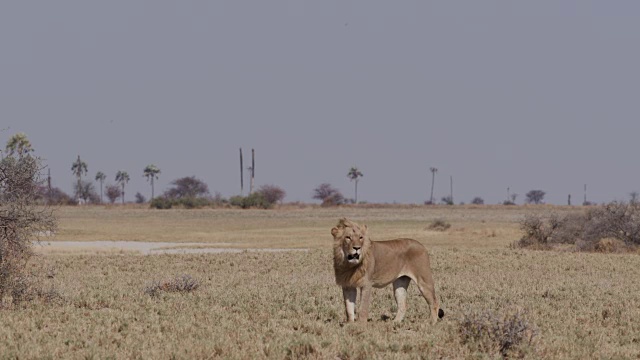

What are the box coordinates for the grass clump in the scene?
[459,309,536,358]
[427,219,451,231]
[144,274,200,297]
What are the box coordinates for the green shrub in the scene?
[230,193,271,209]
[150,196,173,209]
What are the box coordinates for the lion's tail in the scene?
[438,308,445,319]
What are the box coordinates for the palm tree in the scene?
[115,170,130,205]
[5,132,33,157]
[143,164,161,200]
[71,156,88,202]
[429,167,438,204]
[95,171,106,203]
[347,167,364,204]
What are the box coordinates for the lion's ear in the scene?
[362,224,368,234]
[331,227,340,238]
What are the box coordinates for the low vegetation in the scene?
[144,274,200,297]
[515,201,640,252]
[459,309,536,358]
[0,146,57,306]
[427,219,452,231]
[2,206,640,358]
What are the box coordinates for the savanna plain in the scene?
[2,205,640,359]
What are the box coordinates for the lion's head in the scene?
[331,218,371,267]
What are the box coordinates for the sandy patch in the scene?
[35,241,308,255]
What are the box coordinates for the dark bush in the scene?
[105,184,121,204]
[150,196,172,209]
[164,176,209,199]
[258,184,286,205]
[74,180,100,204]
[38,186,75,205]
[312,183,345,206]
[135,192,146,204]
[471,197,485,205]
[230,192,271,209]
[150,196,214,209]
[525,190,545,204]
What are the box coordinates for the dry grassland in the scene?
[2,205,640,358]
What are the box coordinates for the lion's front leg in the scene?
[357,285,372,322]
[342,287,357,322]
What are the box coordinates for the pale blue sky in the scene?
[2,1,640,204]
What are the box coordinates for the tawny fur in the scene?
[331,218,444,323]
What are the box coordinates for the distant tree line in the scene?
[23,130,614,208]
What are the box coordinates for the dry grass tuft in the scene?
[459,309,536,358]
[144,274,200,297]
[426,219,452,231]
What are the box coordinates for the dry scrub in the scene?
[2,206,639,358]
[516,202,640,252]
[1,247,639,358]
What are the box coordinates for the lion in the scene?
[331,218,444,323]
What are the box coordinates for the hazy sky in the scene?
[2,1,640,205]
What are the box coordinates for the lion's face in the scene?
[332,219,369,266]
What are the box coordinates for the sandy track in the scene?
[35,241,308,255]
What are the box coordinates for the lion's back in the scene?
[369,238,432,286]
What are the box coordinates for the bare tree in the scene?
[525,190,545,204]
[0,133,56,304]
[312,183,344,206]
[105,184,121,204]
[347,167,363,203]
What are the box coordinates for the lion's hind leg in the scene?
[415,274,443,324]
[392,276,411,322]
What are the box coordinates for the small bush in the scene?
[427,219,451,231]
[150,196,226,209]
[312,183,344,206]
[150,196,173,209]
[135,192,146,204]
[459,309,536,358]
[105,184,121,204]
[144,275,200,297]
[441,196,454,205]
[230,190,278,209]
[258,185,286,204]
[471,197,485,205]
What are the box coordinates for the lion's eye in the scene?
[345,236,351,241]
[359,236,363,240]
